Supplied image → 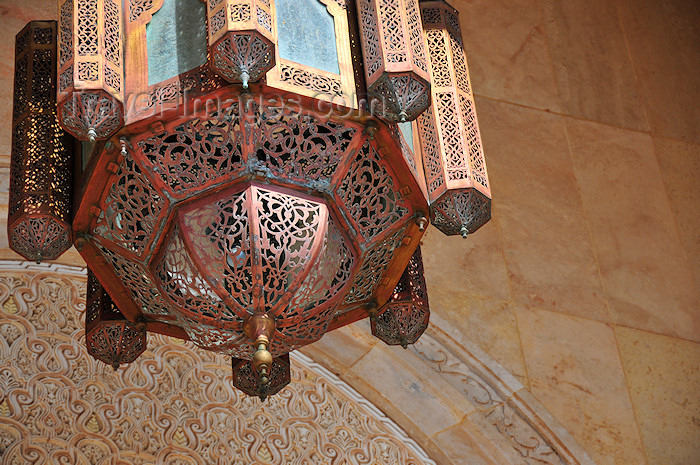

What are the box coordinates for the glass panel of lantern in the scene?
[416,1,492,237]
[147,0,208,85]
[8,21,74,263]
[57,0,125,142]
[86,269,147,371]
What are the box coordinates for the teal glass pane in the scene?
[276,0,340,74]
[146,0,208,85]
[398,122,414,149]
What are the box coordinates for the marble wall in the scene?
[0,1,698,464]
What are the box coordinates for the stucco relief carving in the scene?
[0,263,434,465]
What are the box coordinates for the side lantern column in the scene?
[357,0,431,122]
[417,1,491,237]
[57,0,125,142]
[8,21,73,263]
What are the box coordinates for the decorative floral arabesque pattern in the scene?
[416,112,444,196]
[254,104,357,186]
[77,61,98,81]
[230,3,252,23]
[0,267,435,465]
[357,0,382,78]
[155,227,235,327]
[213,33,274,84]
[342,225,406,305]
[406,0,428,73]
[59,92,123,140]
[279,63,343,97]
[93,154,165,256]
[210,7,226,36]
[58,1,73,66]
[138,104,244,197]
[77,0,98,56]
[93,241,173,319]
[128,0,158,22]
[275,221,355,348]
[378,0,408,63]
[337,141,408,242]
[411,334,566,465]
[369,73,430,123]
[257,189,323,311]
[103,0,121,67]
[233,354,290,398]
[9,217,72,263]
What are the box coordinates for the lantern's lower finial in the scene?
[243,313,276,389]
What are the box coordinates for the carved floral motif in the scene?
[0,264,434,465]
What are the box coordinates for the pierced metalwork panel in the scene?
[342,224,406,305]
[252,103,359,185]
[93,241,174,320]
[93,154,166,257]
[138,103,245,198]
[372,246,429,347]
[337,140,410,243]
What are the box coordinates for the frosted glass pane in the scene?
[146,0,208,85]
[276,0,340,74]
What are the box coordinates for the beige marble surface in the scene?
[654,137,700,292]
[452,0,561,112]
[537,0,649,131]
[615,326,700,465]
[616,0,700,144]
[517,306,647,465]
[477,97,609,322]
[566,118,700,342]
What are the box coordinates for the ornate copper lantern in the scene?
[9,0,490,400]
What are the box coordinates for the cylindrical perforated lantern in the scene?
[8,21,73,263]
[57,0,125,141]
[372,246,429,347]
[232,354,291,401]
[357,0,431,122]
[207,0,276,87]
[417,1,491,237]
[86,270,147,370]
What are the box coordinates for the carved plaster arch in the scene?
[0,261,595,465]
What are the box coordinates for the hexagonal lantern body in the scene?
[86,270,147,370]
[207,0,276,87]
[73,88,428,360]
[8,22,74,263]
[57,0,125,141]
[416,1,491,237]
[372,246,429,347]
[356,0,431,122]
[232,354,291,400]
